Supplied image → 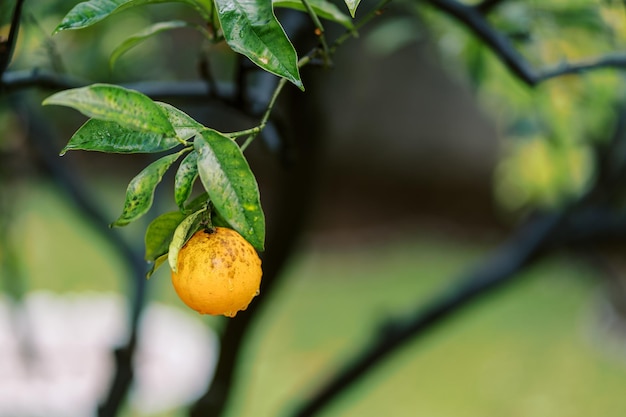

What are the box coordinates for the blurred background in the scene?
[2,0,626,416]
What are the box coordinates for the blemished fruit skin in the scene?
[171,227,262,317]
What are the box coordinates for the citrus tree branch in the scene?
[289,192,626,417]
[289,210,564,417]
[0,0,26,75]
[190,64,323,417]
[423,0,626,86]
[1,69,229,101]
[11,95,148,417]
[474,0,508,15]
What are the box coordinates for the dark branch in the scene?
[0,0,26,75]
[537,53,626,81]
[1,69,230,101]
[11,95,148,417]
[474,0,507,15]
[190,65,322,417]
[290,211,565,417]
[288,98,626,417]
[290,195,626,417]
[425,0,626,86]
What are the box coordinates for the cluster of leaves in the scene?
[419,0,626,210]
[43,84,265,275]
[44,0,360,275]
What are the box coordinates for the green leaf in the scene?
[175,150,199,209]
[112,150,187,227]
[61,118,182,155]
[54,0,214,33]
[43,84,176,137]
[214,0,303,89]
[168,208,207,271]
[156,102,204,140]
[195,129,265,251]
[145,211,186,262]
[343,0,360,18]
[147,254,168,278]
[110,20,194,68]
[273,0,353,29]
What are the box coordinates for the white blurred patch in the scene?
[0,291,219,417]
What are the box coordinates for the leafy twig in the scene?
[241,0,392,151]
[330,0,392,54]
[240,55,310,151]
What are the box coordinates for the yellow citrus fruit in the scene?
[171,227,262,317]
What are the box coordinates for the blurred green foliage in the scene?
[7,0,226,82]
[416,0,626,210]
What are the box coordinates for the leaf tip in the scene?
[293,78,305,92]
[146,263,156,279]
[168,253,178,272]
[110,219,127,228]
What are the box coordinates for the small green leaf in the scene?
[54,0,214,33]
[145,210,186,262]
[147,254,169,278]
[62,118,182,155]
[195,129,265,251]
[343,0,360,18]
[43,84,176,137]
[168,208,207,271]
[112,150,187,227]
[273,0,354,29]
[156,102,204,141]
[214,0,303,89]
[110,20,194,68]
[175,151,199,209]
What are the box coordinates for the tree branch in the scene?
[190,64,323,417]
[474,0,507,15]
[0,0,25,76]
[289,210,565,417]
[288,99,626,417]
[1,69,230,101]
[11,95,148,417]
[425,0,626,86]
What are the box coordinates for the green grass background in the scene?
[5,180,626,417]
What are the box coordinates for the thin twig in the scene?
[537,53,626,81]
[242,0,391,150]
[300,0,331,65]
[330,0,392,54]
[240,54,312,151]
